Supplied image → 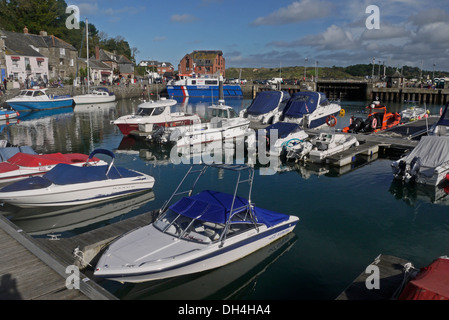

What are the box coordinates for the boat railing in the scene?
[159,164,258,243]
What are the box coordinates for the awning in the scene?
[101,71,111,75]
[36,58,45,62]
[11,56,20,60]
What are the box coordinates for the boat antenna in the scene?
[218,75,225,106]
[86,18,90,94]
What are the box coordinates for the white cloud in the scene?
[300,25,357,50]
[250,0,333,26]
[170,14,198,23]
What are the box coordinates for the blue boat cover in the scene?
[264,122,300,139]
[247,91,285,116]
[0,163,144,192]
[436,103,449,127]
[169,190,290,227]
[283,92,327,118]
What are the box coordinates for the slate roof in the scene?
[0,29,78,59]
[0,30,45,57]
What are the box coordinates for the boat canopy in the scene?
[399,257,449,300]
[169,190,289,227]
[436,102,449,127]
[402,136,449,168]
[246,91,288,116]
[7,152,76,167]
[0,163,144,192]
[282,92,327,118]
[0,146,36,162]
[264,122,301,139]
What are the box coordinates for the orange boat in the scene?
[343,102,401,133]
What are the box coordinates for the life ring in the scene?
[326,115,337,127]
[371,118,377,129]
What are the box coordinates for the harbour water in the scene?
[1,96,449,300]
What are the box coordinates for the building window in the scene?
[60,48,65,56]
[70,59,74,67]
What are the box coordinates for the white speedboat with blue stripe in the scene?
[94,164,299,283]
[0,149,155,208]
[273,92,341,129]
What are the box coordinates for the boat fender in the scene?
[371,118,377,129]
[349,116,354,125]
[326,115,337,127]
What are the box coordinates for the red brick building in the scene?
[178,50,225,77]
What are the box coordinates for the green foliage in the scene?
[0,0,133,61]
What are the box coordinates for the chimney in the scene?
[95,46,100,60]
[40,31,47,36]
[23,26,28,34]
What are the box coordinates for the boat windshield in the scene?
[154,207,260,244]
[136,107,164,117]
[211,108,236,119]
[154,209,225,244]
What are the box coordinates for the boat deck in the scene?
[0,214,117,300]
[336,254,411,300]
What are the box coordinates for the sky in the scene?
[67,0,449,72]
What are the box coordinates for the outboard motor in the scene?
[392,160,406,179]
[348,117,364,133]
[406,156,421,183]
[151,125,165,142]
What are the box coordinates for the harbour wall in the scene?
[0,83,167,107]
[2,82,447,106]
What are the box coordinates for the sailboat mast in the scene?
[86,18,90,92]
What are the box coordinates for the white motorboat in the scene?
[305,132,359,163]
[0,149,155,208]
[272,92,342,129]
[391,136,449,186]
[400,106,429,123]
[171,101,250,147]
[429,102,449,136]
[247,122,309,157]
[94,164,299,283]
[112,98,200,136]
[0,149,105,185]
[73,87,116,105]
[73,19,116,106]
[239,90,290,124]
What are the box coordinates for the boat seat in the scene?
[203,228,219,241]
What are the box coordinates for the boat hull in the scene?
[175,122,250,147]
[0,175,155,208]
[7,99,74,112]
[73,95,116,105]
[94,216,298,283]
[167,85,243,98]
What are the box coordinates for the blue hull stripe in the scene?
[8,99,74,112]
[167,85,243,98]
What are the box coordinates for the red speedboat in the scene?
[0,151,104,184]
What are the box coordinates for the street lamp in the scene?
[315,60,319,83]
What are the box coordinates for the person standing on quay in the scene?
[3,78,7,92]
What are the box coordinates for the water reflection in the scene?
[4,191,155,237]
[389,179,449,206]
